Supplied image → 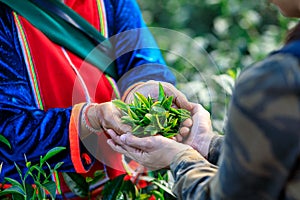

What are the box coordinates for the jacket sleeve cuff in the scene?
[207,134,224,165]
[170,148,204,173]
[69,103,93,173]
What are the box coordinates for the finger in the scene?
[108,138,146,164]
[107,139,144,163]
[161,83,192,110]
[182,118,193,127]
[179,127,190,138]
[107,139,130,156]
[120,134,156,151]
[189,109,202,142]
[104,114,132,135]
[191,103,208,115]
[106,129,124,146]
[175,134,183,142]
[174,94,192,110]
[98,103,132,135]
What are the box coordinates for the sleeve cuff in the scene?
[170,148,204,172]
[207,134,224,165]
[69,103,92,173]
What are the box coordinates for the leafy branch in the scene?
[0,147,65,200]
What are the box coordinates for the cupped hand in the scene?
[123,80,192,110]
[106,130,192,170]
[180,102,215,158]
[83,102,131,135]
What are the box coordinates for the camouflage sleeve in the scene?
[207,134,224,165]
[170,54,300,200]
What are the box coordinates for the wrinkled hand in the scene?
[106,130,192,170]
[81,102,131,136]
[180,102,215,158]
[96,102,132,134]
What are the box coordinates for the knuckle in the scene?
[144,140,154,149]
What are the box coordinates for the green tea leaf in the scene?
[14,163,23,180]
[35,182,46,200]
[128,108,139,120]
[171,118,178,128]
[30,165,47,179]
[0,134,11,149]
[150,106,166,114]
[152,181,176,197]
[147,96,154,107]
[121,180,137,200]
[151,190,165,200]
[169,107,180,115]
[26,161,31,168]
[161,96,173,110]
[62,172,89,197]
[132,125,142,133]
[54,162,64,170]
[112,100,129,111]
[88,170,106,185]
[116,83,191,138]
[41,147,66,164]
[135,108,148,116]
[102,174,126,200]
[0,186,25,197]
[145,125,158,136]
[135,92,150,108]
[162,133,177,138]
[163,125,171,133]
[155,115,164,130]
[42,181,57,199]
[140,114,152,126]
[25,183,34,199]
[4,178,24,191]
[158,83,165,102]
[133,94,141,108]
[121,116,139,125]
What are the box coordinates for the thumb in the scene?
[174,94,192,110]
[114,123,132,135]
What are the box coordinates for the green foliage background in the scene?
[137,0,297,132]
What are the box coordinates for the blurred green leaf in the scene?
[62,172,89,197]
[42,181,57,199]
[0,135,11,149]
[102,174,126,200]
[0,186,25,197]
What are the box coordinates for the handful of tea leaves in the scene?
[112,83,191,138]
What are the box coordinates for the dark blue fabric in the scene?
[0,4,76,181]
[0,0,175,182]
[105,0,176,94]
[270,40,300,60]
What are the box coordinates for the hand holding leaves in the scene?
[113,83,191,138]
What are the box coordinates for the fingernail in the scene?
[107,129,115,135]
[120,134,126,142]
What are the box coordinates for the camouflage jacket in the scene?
[170,51,300,199]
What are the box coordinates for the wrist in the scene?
[193,132,216,158]
[80,103,102,138]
